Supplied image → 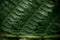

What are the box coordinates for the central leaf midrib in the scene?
[19,0,48,34]
[0,0,23,26]
[44,17,56,35]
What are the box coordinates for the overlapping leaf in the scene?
[0,0,60,36]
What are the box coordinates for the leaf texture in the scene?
[0,0,60,36]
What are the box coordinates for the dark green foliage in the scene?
[0,0,60,40]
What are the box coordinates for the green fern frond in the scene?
[0,0,60,39]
